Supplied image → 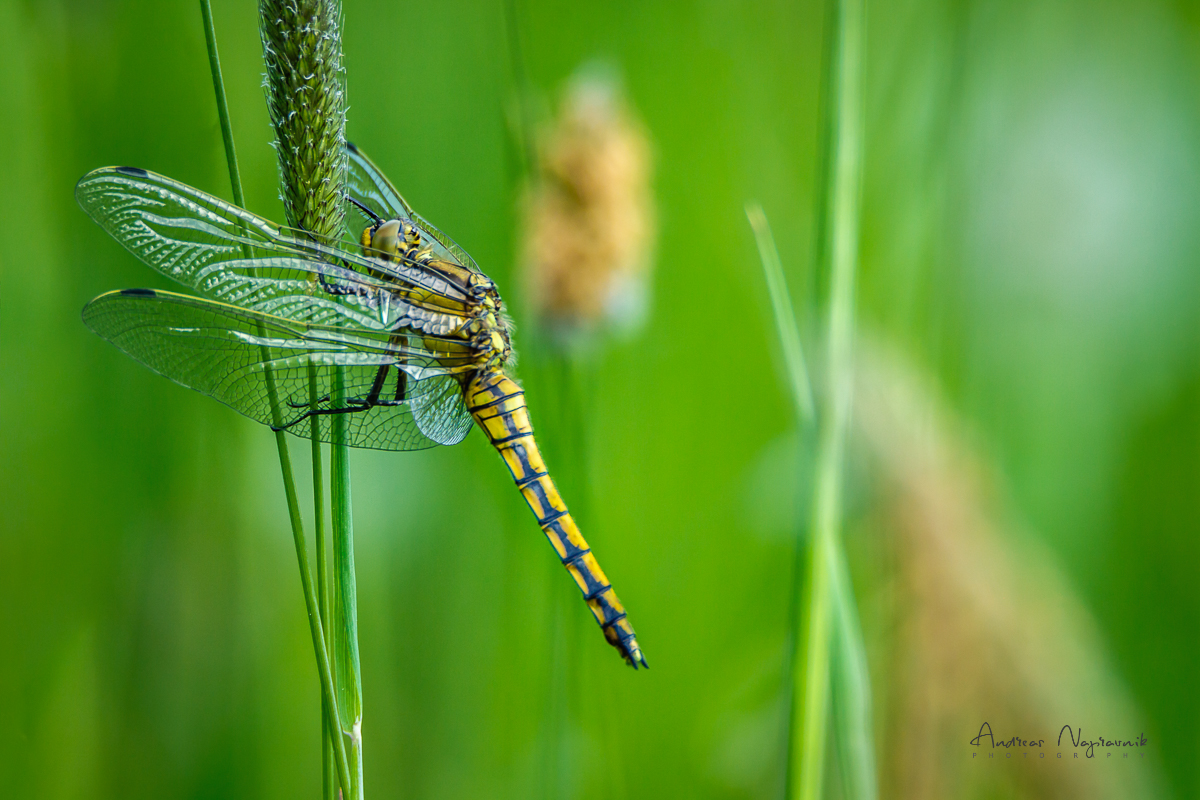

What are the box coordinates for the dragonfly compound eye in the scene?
[368,219,403,258]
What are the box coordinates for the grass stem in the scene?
[258,1,361,795]
[331,370,364,795]
[787,0,869,797]
[200,1,352,795]
[744,202,814,800]
[310,368,335,800]
[276,427,355,798]
[746,203,816,424]
[829,536,877,799]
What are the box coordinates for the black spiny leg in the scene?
[319,269,366,297]
[275,361,412,430]
[272,401,376,432]
[345,335,409,409]
[349,364,407,408]
[276,365,392,431]
[357,363,392,408]
[386,335,409,406]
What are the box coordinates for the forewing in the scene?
[76,167,471,314]
[344,143,481,273]
[82,288,474,451]
[346,141,415,218]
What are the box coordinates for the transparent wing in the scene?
[344,142,482,273]
[345,141,416,218]
[76,166,474,321]
[82,288,475,451]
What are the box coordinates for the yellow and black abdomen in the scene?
[465,370,646,669]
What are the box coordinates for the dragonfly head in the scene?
[361,219,423,261]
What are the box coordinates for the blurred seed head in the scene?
[520,66,655,346]
[854,340,1163,800]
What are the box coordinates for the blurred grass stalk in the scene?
[793,0,870,794]
[751,0,873,796]
[258,0,361,797]
[748,201,875,800]
[746,206,815,423]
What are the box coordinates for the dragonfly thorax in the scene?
[465,274,514,371]
[359,216,513,371]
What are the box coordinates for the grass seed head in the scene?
[259,0,347,241]
[520,66,655,346]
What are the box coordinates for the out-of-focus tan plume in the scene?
[854,340,1163,800]
[520,68,654,343]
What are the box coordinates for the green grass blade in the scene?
[746,202,816,424]
[794,466,836,800]
[275,427,354,798]
[829,541,877,800]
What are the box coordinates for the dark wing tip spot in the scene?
[120,288,157,298]
[346,141,360,154]
[114,166,150,177]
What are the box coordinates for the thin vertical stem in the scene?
[279,426,354,799]
[310,368,335,800]
[331,370,364,796]
[199,1,353,795]
[258,1,360,795]
[199,0,246,213]
[829,540,877,800]
[791,0,866,798]
[745,202,814,800]
[747,203,816,424]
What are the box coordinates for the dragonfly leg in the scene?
[344,338,410,409]
[289,361,398,411]
[318,270,363,297]
[275,362,406,432]
[342,363,397,407]
[344,366,409,409]
[272,401,375,432]
[288,394,330,409]
[363,363,390,404]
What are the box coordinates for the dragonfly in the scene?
[78,142,646,669]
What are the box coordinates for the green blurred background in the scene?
[2,0,1198,797]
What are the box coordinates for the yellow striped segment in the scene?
[465,370,646,669]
